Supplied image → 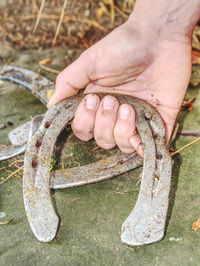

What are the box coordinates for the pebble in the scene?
[84,9,90,17]
[0,121,14,130]
[0,212,6,219]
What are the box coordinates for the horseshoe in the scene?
[0,66,172,245]
[22,93,172,246]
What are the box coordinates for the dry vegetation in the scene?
[0,0,199,51]
[0,0,135,49]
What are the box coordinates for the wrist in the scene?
[128,0,200,41]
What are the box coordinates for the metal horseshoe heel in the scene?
[0,65,52,105]
[23,93,172,246]
[0,65,52,161]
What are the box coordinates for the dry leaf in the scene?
[181,97,196,111]
[47,89,55,100]
[39,58,52,65]
[96,8,104,20]
[192,218,200,231]
[192,50,200,65]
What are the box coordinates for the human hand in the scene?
[48,15,193,154]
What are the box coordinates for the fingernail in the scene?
[129,136,143,157]
[119,105,131,119]
[86,95,98,110]
[103,96,115,110]
[47,94,55,108]
[136,144,143,157]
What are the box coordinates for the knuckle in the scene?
[71,122,93,141]
[95,139,115,150]
[119,146,135,154]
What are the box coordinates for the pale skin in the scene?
[48,0,200,154]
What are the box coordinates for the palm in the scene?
[84,23,192,139]
[49,22,192,152]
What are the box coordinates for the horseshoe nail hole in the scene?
[65,103,72,109]
[156,153,163,160]
[32,157,38,168]
[153,134,158,140]
[154,175,160,181]
[44,121,50,128]
[35,140,42,148]
[144,113,152,120]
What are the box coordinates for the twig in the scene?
[114,5,128,19]
[0,167,7,171]
[135,178,141,187]
[33,0,46,33]
[8,160,24,167]
[92,146,100,151]
[109,0,115,26]
[52,0,68,47]
[178,131,200,137]
[70,197,80,203]
[0,218,14,225]
[0,166,23,185]
[112,189,136,194]
[39,64,59,74]
[171,137,200,156]
[21,14,108,33]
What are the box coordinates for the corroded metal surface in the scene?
[23,93,172,245]
[0,65,53,105]
[0,65,50,161]
[8,120,31,146]
[0,143,27,161]
[0,115,44,161]
[120,97,172,246]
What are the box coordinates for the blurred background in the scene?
[0,0,199,50]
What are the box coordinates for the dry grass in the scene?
[0,0,199,51]
[0,0,135,49]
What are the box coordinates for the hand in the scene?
[47,20,192,154]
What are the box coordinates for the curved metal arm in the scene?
[0,65,172,245]
[23,93,172,245]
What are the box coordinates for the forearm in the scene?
[129,0,200,37]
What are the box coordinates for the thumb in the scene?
[47,52,91,108]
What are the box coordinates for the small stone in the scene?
[0,212,6,219]
[0,124,6,130]
[84,9,90,17]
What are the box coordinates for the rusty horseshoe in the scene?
[23,94,172,246]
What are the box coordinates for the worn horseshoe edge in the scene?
[0,65,52,105]
[0,65,51,161]
[23,93,172,245]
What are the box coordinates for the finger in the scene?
[47,51,92,108]
[114,104,138,154]
[94,96,119,149]
[71,94,100,141]
[129,135,143,156]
